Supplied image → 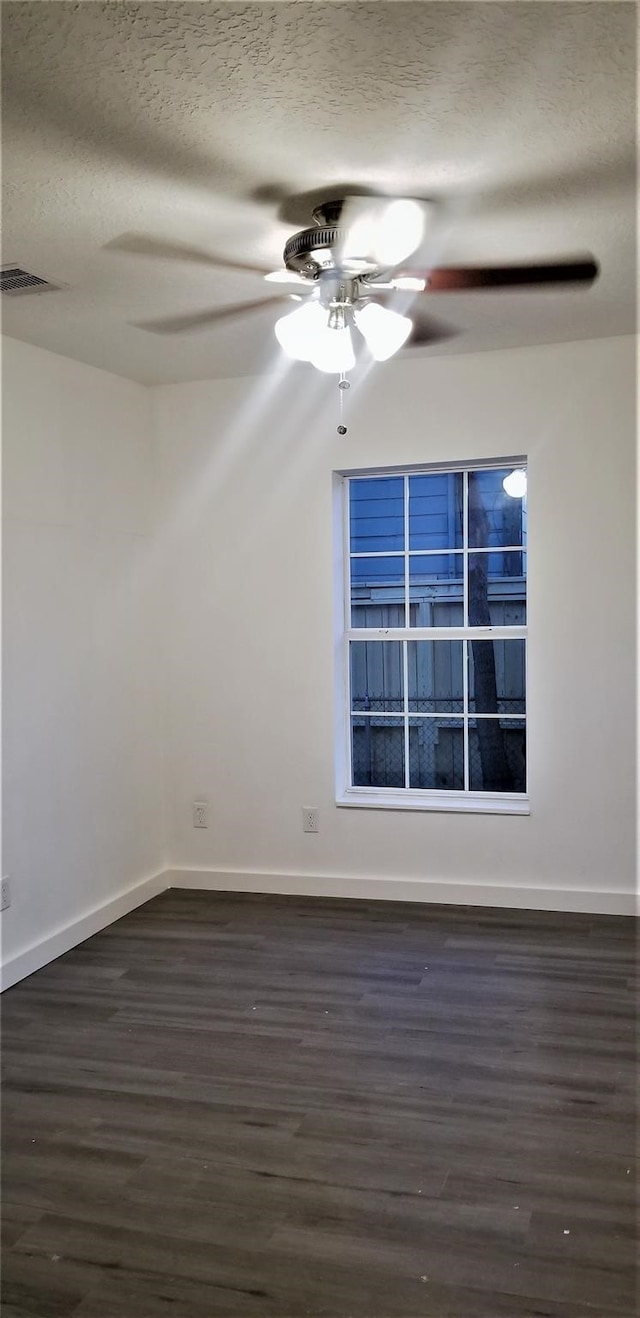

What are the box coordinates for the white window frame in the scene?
[333,458,530,815]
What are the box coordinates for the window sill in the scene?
[336,789,530,815]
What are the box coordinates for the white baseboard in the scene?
[0,870,169,991]
[2,866,635,990]
[165,867,638,917]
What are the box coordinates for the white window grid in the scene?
[342,464,528,798]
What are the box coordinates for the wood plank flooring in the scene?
[1,890,637,1317]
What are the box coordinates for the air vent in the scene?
[1,265,61,296]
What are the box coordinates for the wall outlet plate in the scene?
[192,802,209,828]
[302,807,319,833]
[1,876,11,911]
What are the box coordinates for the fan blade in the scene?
[133,295,292,335]
[339,195,430,267]
[405,315,461,347]
[395,258,599,291]
[107,233,273,277]
[263,270,311,286]
[363,290,459,347]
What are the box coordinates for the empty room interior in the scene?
[0,3,637,1316]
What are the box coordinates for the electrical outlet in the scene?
[1,876,11,911]
[192,802,209,829]
[302,807,319,833]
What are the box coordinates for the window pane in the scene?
[351,601,407,628]
[352,716,405,787]
[409,472,463,550]
[351,555,405,586]
[350,477,404,553]
[407,641,463,712]
[468,468,526,548]
[468,551,526,625]
[351,555,405,627]
[350,641,403,713]
[469,718,526,793]
[409,718,464,789]
[469,639,526,714]
[409,554,463,626]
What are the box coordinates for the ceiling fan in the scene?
[112,195,599,373]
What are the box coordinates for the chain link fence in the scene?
[352,716,525,792]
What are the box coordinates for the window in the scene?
[336,462,528,813]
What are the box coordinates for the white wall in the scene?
[2,333,635,986]
[2,338,166,984]
[155,337,636,913]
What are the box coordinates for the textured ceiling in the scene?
[1,1,636,383]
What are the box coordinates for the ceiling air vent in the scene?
[1,265,61,296]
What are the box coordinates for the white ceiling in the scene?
[1,1,636,384]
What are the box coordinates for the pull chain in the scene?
[337,373,350,434]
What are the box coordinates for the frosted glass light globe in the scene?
[355,302,412,361]
[274,302,326,361]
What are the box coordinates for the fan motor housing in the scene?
[284,225,382,280]
[283,225,344,275]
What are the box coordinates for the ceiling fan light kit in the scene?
[275,285,411,370]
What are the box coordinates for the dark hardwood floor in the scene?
[1,889,637,1317]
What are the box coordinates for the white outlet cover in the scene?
[193,802,209,828]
